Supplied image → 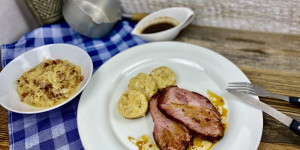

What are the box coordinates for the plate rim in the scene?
[77,41,263,149]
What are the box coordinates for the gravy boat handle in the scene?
[179,8,195,30]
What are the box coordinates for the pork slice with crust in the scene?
[158,86,224,139]
[149,93,193,150]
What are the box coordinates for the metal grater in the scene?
[25,0,64,26]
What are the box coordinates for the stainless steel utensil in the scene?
[62,0,122,38]
[227,82,300,106]
[227,89,300,136]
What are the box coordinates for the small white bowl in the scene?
[0,44,93,114]
[131,7,195,42]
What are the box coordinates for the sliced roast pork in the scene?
[149,93,193,150]
[158,86,224,139]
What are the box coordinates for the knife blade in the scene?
[227,89,300,136]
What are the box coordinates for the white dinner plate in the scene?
[77,42,263,150]
[0,44,93,114]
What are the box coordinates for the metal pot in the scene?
[62,0,122,38]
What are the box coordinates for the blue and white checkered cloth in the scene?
[1,20,146,150]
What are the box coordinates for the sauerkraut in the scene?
[16,59,84,108]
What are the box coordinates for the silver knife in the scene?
[227,89,300,136]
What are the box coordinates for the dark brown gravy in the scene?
[141,22,176,34]
[128,135,159,150]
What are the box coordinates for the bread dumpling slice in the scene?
[128,73,158,100]
[118,90,148,119]
[150,66,176,91]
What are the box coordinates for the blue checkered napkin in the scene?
[1,20,146,150]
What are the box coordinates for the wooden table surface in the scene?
[0,25,300,149]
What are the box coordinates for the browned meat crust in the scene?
[158,86,224,139]
[149,93,193,150]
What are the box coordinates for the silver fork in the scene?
[227,82,300,106]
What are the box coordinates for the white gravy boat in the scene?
[131,7,195,42]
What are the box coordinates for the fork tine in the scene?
[226,88,257,95]
[228,82,254,88]
[227,84,254,88]
[239,90,256,95]
[241,90,257,95]
[226,87,256,93]
[228,82,252,85]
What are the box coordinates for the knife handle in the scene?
[289,119,300,136]
[289,97,300,106]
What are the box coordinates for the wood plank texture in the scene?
[175,25,300,149]
[176,25,300,73]
[120,0,300,34]
[0,106,9,149]
[258,142,300,150]
[1,24,300,149]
